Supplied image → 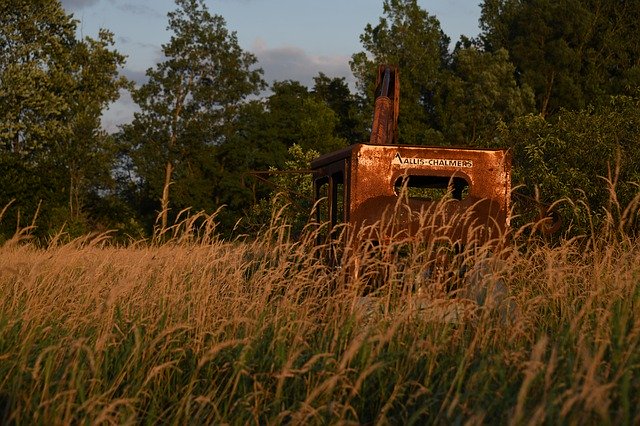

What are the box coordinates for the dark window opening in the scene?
[315,178,329,224]
[314,171,347,237]
[314,171,346,265]
[394,175,470,201]
[332,172,345,226]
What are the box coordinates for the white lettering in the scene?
[391,153,473,168]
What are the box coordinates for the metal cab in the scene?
[311,143,511,248]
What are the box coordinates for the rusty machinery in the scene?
[311,65,512,256]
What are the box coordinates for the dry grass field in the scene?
[1,199,640,425]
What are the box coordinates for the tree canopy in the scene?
[0,0,128,238]
[480,0,640,116]
[351,0,450,145]
[121,0,265,233]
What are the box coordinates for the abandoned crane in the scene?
[311,65,512,254]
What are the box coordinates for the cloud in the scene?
[60,0,100,10]
[252,40,355,90]
[122,68,148,86]
[101,90,139,132]
[116,3,163,18]
[116,36,165,81]
[61,0,162,17]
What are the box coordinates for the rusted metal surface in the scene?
[369,65,400,145]
[311,144,512,247]
[311,64,512,251]
[243,61,523,257]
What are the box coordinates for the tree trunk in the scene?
[159,73,191,233]
[540,70,555,117]
[160,160,174,231]
[68,163,82,221]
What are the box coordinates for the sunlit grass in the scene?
[1,193,639,424]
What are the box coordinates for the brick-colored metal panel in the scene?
[312,143,511,247]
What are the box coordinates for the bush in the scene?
[493,96,640,235]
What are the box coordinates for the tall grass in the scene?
[1,193,640,425]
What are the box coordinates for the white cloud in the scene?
[101,90,139,132]
[116,3,163,18]
[122,68,148,86]
[252,40,355,89]
[60,0,100,10]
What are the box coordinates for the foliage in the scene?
[213,79,347,235]
[245,144,319,236]
[494,96,640,235]
[351,0,451,145]
[312,73,369,143]
[0,0,128,238]
[261,80,348,154]
[438,46,534,145]
[121,0,265,233]
[0,0,77,156]
[480,0,640,116]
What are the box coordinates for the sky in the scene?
[59,0,483,132]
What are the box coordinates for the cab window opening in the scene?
[314,171,347,234]
[394,175,470,201]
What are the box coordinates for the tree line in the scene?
[2,0,639,241]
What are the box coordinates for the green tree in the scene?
[480,0,640,116]
[263,80,347,154]
[350,0,450,145]
[0,0,127,236]
[311,73,368,143]
[0,0,75,156]
[246,144,319,237]
[496,96,640,234]
[200,100,280,233]
[60,30,129,223]
[438,46,534,145]
[123,0,265,232]
[214,80,348,235]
